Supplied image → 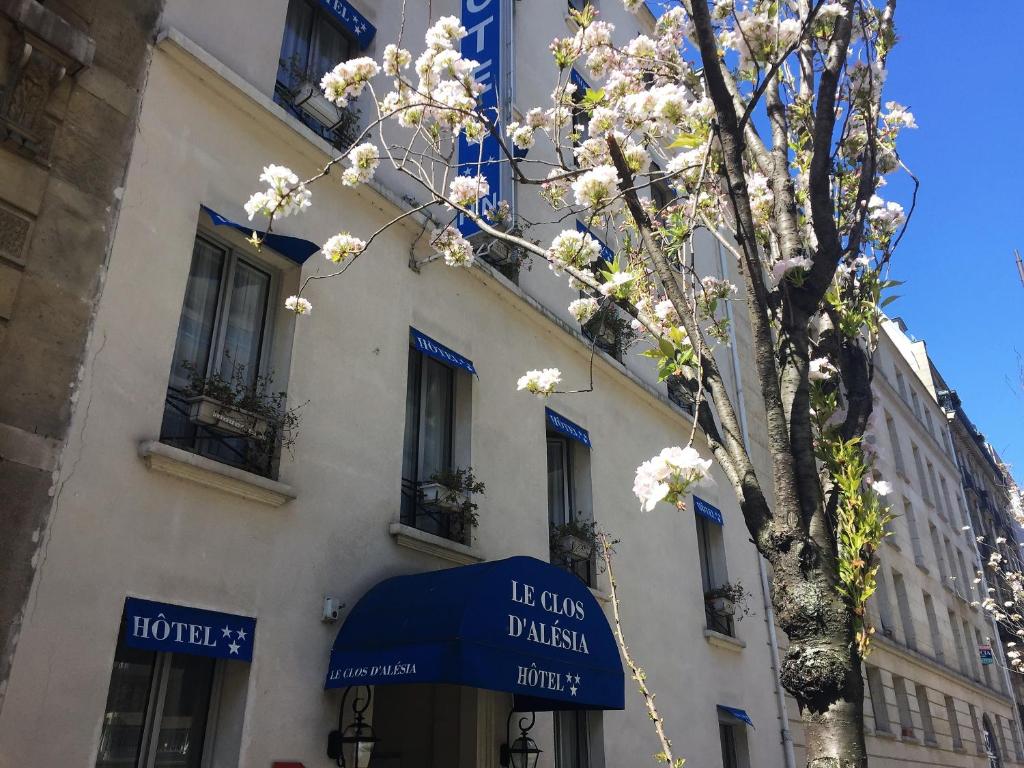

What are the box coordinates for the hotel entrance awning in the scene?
[325,556,624,711]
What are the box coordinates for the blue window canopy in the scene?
[316,0,376,48]
[546,408,591,448]
[200,205,319,266]
[325,556,624,711]
[694,495,723,526]
[718,705,754,727]
[575,220,614,263]
[411,328,477,376]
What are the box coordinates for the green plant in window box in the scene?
[703,581,753,622]
[419,467,485,539]
[550,513,599,562]
[181,359,304,459]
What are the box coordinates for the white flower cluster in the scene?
[432,226,475,267]
[571,165,621,209]
[342,143,380,187]
[285,295,312,315]
[868,479,893,496]
[244,165,312,220]
[808,357,836,381]
[568,297,600,324]
[382,44,412,77]
[516,368,562,398]
[321,57,380,107]
[633,446,712,512]
[598,270,635,299]
[867,195,905,241]
[771,256,814,283]
[548,230,602,271]
[322,232,366,264]
[448,174,490,209]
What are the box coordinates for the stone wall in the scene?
[0,0,164,709]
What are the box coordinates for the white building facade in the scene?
[783,318,1024,768]
[0,2,792,768]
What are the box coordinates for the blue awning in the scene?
[718,705,753,727]
[315,0,376,48]
[546,408,591,448]
[201,205,319,265]
[570,69,591,95]
[575,220,614,263]
[694,496,724,526]
[325,556,624,711]
[411,328,477,376]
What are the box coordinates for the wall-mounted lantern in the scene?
[500,710,542,768]
[327,686,379,768]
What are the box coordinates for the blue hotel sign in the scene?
[457,0,505,235]
[694,496,724,526]
[316,0,376,49]
[123,597,256,662]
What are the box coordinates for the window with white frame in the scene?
[718,716,751,768]
[160,232,284,479]
[547,430,595,586]
[555,710,594,768]
[400,336,473,543]
[94,625,243,768]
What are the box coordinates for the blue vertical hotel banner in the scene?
[457,0,509,235]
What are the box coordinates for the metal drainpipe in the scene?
[717,237,797,768]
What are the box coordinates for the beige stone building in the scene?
[0,2,793,767]
[782,317,1024,767]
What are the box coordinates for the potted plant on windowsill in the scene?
[703,582,751,622]
[550,514,599,562]
[180,359,303,452]
[417,467,485,541]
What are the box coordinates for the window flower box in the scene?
[707,596,736,617]
[417,480,465,511]
[185,395,268,438]
[555,533,594,561]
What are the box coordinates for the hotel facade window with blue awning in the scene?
[325,556,625,711]
[93,598,256,768]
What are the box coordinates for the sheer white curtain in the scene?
[168,239,225,389]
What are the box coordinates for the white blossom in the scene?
[808,357,837,381]
[432,226,475,267]
[572,164,621,208]
[633,446,713,512]
[548,230,602,270]
[869,479,893,496]
[342,143,380,187]
[321,57,380,107]
[322,233,366,263]
[448,174,490,209]
[568,297,600,324]
[598,270,635,298]
[517,368,562,398]
[245,165,311,220]
[285,295,312,315]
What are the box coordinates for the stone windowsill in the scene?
[389,522,484,565]
[703,628,746,651]
[138,440,295,507]
[873,729,897,740]
[900,735,919,744]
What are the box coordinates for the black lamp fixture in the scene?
[500,710,542,768]
[327,686,379,768]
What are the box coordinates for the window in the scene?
[929,523,946,581]
[916,684,937,744]
[581,300,632,363]
[912,444,930,502]
[984,714,1005,767]
[922,592,944,661]
[949,610,969,675]
[892,675,915,739]
[945,695,964,750]
[275,0,361,146]
[885,413,906,475]
[696,513,733,636]
[400,337,473,543]
[975,627,992,687]
[874,568,896,636]
[896,370,908,401]
[957,550,972,600]
[969,704,984,754]
[903,498,924,565]
[718,718,750,768]
[926,461,941,510]
[911,391,922,420]
[547,431,595,586]
[945,538,959,594]
[95,628,218,768]
[924,409,935,436]
[964,620,981,681]
[161,233,283,479]
[866,666,891,733]
[649,162,673,212]
[891,571,916,649]
[555,710,592,768]
[940,476,954,523]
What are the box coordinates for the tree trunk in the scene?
[766,530,867,768]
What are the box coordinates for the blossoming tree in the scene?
[246,2,914,765]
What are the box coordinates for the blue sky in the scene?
[883,4,1024,480]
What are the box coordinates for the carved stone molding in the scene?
[0,0,94,156]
